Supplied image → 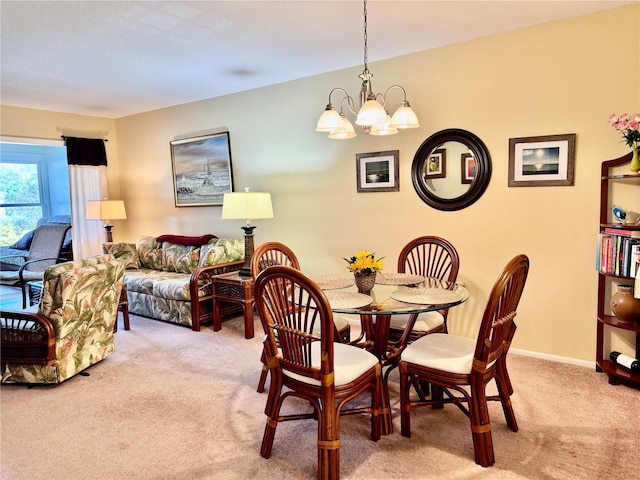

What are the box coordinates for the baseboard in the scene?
[510,347,595,369]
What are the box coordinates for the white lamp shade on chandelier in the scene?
[315,0,420,139]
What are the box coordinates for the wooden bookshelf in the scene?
[596,152,640,386]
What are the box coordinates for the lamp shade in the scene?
[221,192,273,223]
[390,104,420,129]
[369,112,398,136]
[86,200,127,220]
[355,99,387,126]
[328,114,357,140]
[315,106,343,132]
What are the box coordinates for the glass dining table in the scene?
[312,272,469,434]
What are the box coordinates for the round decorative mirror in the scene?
[411,128,492,211]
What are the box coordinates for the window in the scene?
[0,142,70,246]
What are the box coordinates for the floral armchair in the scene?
[1,254,125,384]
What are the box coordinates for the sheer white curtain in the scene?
[69,165,108,259]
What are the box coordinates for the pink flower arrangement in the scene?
[608,113,640,149]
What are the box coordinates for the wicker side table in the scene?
[211,272,254,339]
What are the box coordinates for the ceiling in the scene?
[1,1,635,119]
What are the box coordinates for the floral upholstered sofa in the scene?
[1,254,125,384]
[103,235,244,331]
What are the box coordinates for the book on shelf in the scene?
[631,242,640,278]
[603,227,640,238]
[596,233,640,277]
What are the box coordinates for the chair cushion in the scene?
[162,242,199,274]
[198,238,244,267]
[103,242,140,270]
[283,342,379,387]
[198,244,227,267]
[18,271,45,282]
[153,277,191,301]
[389,311,444,332]
[136,236,163,270]
[401,333,476,375]
[8,230,34,250]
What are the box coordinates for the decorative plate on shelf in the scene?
[390,288,462,305]
[324,291,372,309]
[313,276,354,290]
[375,273,425,286]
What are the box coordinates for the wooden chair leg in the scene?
[121,303,130,330]
[399,364,412,438]
[431,385,444,409]
[497,357,514,396]
[260,376,284,459]
[416,380,430,400]
[496,373,518,432]
[469,385,494,467]
[261,416,279,459]
[257,349,269,393]
[317,404,340,480]
[114,286,130,333]
[371,365,382,441]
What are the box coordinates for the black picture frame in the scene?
[508,133,576,187]
[461,153,476,184]
[425,148,446,179]
[356,150,400,193]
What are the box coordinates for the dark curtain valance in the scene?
[64,136,107,166]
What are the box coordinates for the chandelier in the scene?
[315,0,420,139]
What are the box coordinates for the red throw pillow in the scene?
[156,234,217,246]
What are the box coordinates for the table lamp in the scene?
[221,189,273,277]
[86,200,127,243]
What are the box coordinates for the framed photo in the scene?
[425,149,446,179]
[461,153,476,184]
[170,132,234,206]
[508,133,576,187]
[356,150,399,193]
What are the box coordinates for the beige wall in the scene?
[2,5,639,363]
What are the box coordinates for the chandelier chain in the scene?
[315,0,419,138]
[362,0,369,74]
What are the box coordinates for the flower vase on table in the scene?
[343,250,384,296]
[631,147,640,173]
[608,113,640,173]
[354,272,377,295]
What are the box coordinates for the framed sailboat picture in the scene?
[170,132,234,206]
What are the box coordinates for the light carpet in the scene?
[1,313,639,480]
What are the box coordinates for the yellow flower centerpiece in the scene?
[344,250,383,294]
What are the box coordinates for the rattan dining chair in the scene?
[389,236,460,341]
[254,265,382,480]
[251,241,351,393]
[398,254,530,467]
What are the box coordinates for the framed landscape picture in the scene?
[508,133,576,187]
[356,150,399,192]
[170,132,234,206]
